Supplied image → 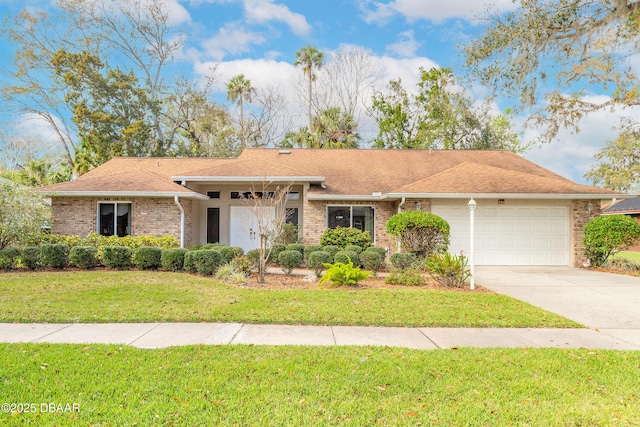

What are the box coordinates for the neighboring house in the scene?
[602,196,640,221]
[40,148,625,267]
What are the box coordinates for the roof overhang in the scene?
[386,192,629,200]
[172,175,325,183]
[43,191,210,200]
[307,193,390,201]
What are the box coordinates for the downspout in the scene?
[174,196,185,248]
[395,197,406,254]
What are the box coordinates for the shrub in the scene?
[0,179,51,249]
[583,215,640,267]
[246,249,260,271]
[40,244,69,269]
[366,246,387,260]
[102,246,132,270]
[320,227,371,249]
[274,222,299,246]
[385,269,424,286]
[269,244,287,264]
[425,252,471,288]
[161,248,188,272]
[386,211,450,257]
[188,250,222,275]
[278,250,303,275]
[344,245,364,254]
[0,248,20,270]
[360,249,386,274]
[608,257,640,271]
[390,252,418,270]
[219,246,243,264]
[184,251,197,273]
[334,250,360,267]
[231,255,252,275]
[322,245,341,257]
[191,243,225,251]
[69,246,99,269]
[215,262,248,283]
[133,246,162,270]
[304,245,323,260]
[308,251,333,277]
[319,257,372,287]
[286,243,305,257]
[21,246,41,270]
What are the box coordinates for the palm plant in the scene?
[294,45,324,131]
[226,74,256,147]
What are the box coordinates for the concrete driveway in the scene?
[475,266,640,335]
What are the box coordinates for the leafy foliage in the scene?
[102,246,132,270]
[132,247,162,270]
[186,250,222,276]
[425,252,471,288]
[286,243,305,257]
[318,256,372,287]
[360,249,386,274]
[320,227,371,249]
[389,252,418,270]
[334,250,360,267]
[304,245,323,260]
[161,248,187,272]
[385,269,425,286]
[0,178,51,250]
[583,215,640,267]
[69,246,99,269]
[278,250,303,275]
[386,211,450,257]
[40,244,70,269]
[0,248,20,270]
[21,246,41,270]
[308,250,333,277]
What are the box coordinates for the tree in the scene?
[226,74,256,147]
[386,211,450,257]
[370,67,525,152]
[294,45,324,131]
[0,178,51,249]
[583,215,640,267]
[464,0,640,143]
[585,119,640,193]
[279,107,360,149]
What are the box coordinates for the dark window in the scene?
[207,191,220,199]
[230,191,275,199]
[327,206,375,239]
[286,208,299,226]
[98,203,131,237]
[207,208,220,243]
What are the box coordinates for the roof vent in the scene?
[279,149,291,154]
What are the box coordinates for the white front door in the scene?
[229,206,275,253]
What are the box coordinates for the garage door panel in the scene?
[432,202,569,266]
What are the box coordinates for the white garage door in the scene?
[431,202,570,266]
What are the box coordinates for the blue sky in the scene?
[0,0,626,187]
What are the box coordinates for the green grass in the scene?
[612,251,640,262]
[1,344,639,426]
[0,271,579,327]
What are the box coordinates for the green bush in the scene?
[385,269,425,286]
[38,233,179,253]
[286,243,305,257]
[274,222,299,246]
[334,250,360,267]
[21,246,41,270]
[102,246,132,270]
[425,252,471,288]
[269,244,287,264]
[278,250,303,275]
[0,248,21,270]
[215,262,248,283]
[319,257,372,287]
[40,244,69,269]
[608,257,640,271]
[344,245,364,254]
[133,246,162,270]
[188,250,222,275]
[246,249,260,271]
[366,246,387,260]
[386,211,450,257]
[161,248,187,272]
[231,255,252,275]
[320,227,371,249]
[191,243,225,251]
[583,215,640,267]
[360,249,385,273]
[308,251,333,277]
[184,251,196,273]
[217,246,244,264]
[69,246,99,269]
[304,245,323,260]
[390,252,418,270]
[322,245,341,257]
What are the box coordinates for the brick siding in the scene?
[572,199,601,267]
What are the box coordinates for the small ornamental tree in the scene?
[386,211,450,257]
[583,215,640,267]
[0,178,51,249]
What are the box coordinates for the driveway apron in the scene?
[475,266,640,330]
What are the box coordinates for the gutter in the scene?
[40,191,209,200]
[174,196,185,248]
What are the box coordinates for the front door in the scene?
[229,206,275,253]
[207,208,220,244]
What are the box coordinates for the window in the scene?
[286,208,299,226]
[230,191,275,199]
[327,206,374,237]
[207,191,220,199]
[98,202,131,237]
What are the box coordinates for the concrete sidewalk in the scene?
[2,322,639,350]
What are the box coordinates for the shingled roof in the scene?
[41,148,622,199]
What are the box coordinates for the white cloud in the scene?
[201,23,266,60]
[361,0,517,24]
[243,0,311,36]
[385,30,420,57]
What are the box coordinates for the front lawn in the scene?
[612,251,640,262]
[1,344,639,426]
[0,271,579,327]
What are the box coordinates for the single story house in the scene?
[602,196,640,220]
[41,148,624,267]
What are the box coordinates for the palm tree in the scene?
[226,74,256,147]
[294,45,324,131]
[312,107,359,148]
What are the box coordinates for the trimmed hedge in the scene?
[344,245,364,254]
[0,248,21,270]
[360,249,385,273]
[21,247,41,270]
[286,243,305,257]
[304,245,323,260]
[186,250,222,275]
[219,246,244,264]
[102,246,132,270]
[322,245,341,257]
[308,251,333,276]
[334,250,360,267]
[133,247,162,270]
[161,248,187,272]
[278,250,303,275]
[320,227,371,249]
[390,252,418,270]
[269,244,287,264]
[69,246,99,269]
[41,244,69,269]
[386,211,450,257]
